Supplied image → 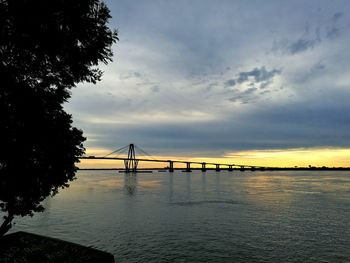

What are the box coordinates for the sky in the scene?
[65,0,350,167]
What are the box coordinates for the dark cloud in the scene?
[326,27,340,39]
[225,67,281,93]
[272,25,322,55]
[288,38,320,54]
[310,63,326,73]
[260,80,272,89]
[225,79,236,87]
[237,67,281,83]
[259,90,271,95]
[134,72,142,77]
[327,12,344,39]
[291,62,327,83]
[228,87,258,103]
[332,12,343,22]
[151,85,160,93]
[274,11,347,55]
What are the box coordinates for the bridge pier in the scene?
[240,166,245,171]
[228,165,233,171]
[215,164,220,172]
[168,161,174,173]
[186,162,192,172]
[201,162,207,172]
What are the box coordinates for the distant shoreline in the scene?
[78,167,350,171]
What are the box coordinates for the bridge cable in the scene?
[103,145,130,158]
[134,145,157,161]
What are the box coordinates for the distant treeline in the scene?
[78,167,350,171]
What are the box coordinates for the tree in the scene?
[0,0,118,236]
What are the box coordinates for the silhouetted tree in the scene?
[0,0,118,236]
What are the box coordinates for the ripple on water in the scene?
[170,199,244,206]
[11,171,350,262]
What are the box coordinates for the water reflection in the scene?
[168,173,174,202]
[124,174,137,196]
[201,172,207,193]
[214,171,221,198]
[123,172,163,196]
[240,173,297,207]
[138,180,161,189]
[186,172,191,200]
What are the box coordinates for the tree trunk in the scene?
[0,213,14,237]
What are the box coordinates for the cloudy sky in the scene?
[65,0,350,167]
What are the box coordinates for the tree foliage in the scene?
[0,0,118,236]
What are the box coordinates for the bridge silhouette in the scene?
[80,144,271,173]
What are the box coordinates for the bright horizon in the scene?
[78,146,350,169]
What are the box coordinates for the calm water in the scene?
[13,171,350,262]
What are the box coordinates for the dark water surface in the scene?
[13,171,350,262]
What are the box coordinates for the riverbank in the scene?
[0,231,114,263]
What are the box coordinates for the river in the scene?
[13,170,350,262]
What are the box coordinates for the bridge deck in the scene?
[80,156,270,169]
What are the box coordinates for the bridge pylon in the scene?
[201,162,207,172]
[186,162,192,172]
[168,161,174,172]
[124,144,138,173]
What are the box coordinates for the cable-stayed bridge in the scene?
[80,144,271,173]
